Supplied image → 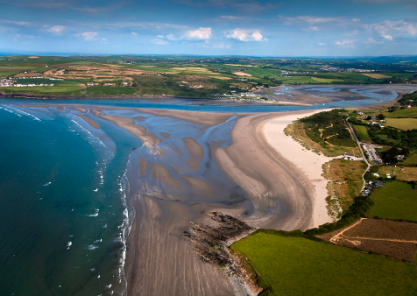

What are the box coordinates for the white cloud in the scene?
[226,28,265,41]
[335,39,355,48]
[1,20,31,26]
[184,27,212,40]
[318,42,326,46]
[151,38,169,45]
[219,15,245,20]
[368,37,383,43]
[131,32,138,36]
[79,32,97,41]
[352,18,361,22]
[47,25,65,35]
[366,20,417,39]
[280,15,343,25]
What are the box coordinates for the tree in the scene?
[377,114,385,120]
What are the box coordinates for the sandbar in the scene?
[139,157,148,176]
[183,137,204,158]
[150,162,182,188]
[99,114,162,148]
[75,114,100,129]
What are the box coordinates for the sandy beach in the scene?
[262,110,334,228]
[24,103,334,295]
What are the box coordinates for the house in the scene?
[374,181,385,188]
[396,155,405,162]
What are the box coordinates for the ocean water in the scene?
[0,85,414,296]
[0,105,134,296]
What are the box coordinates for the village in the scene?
[0,77,55,87]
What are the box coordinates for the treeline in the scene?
[304,195,374,235]
[399,91,417,107]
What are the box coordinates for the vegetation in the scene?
[385,118,417,130]
[368,181,417,222]
[352,125,371,142]
[323,160,367,210]
[0,55,416,98]
[231,231,417,296]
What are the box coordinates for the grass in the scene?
[401,153,417,165]
[323,159,367,209]
[363,73,392,79]
[384,107,417,118]
[385,118,417,130]
[310,77,342,83]
[353,125,371,142]
[368,181,417,222]
[378,166,417,182]
[231,231,417,296]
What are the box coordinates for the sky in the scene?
[1,0,417,56]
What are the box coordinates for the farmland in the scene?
[0,55,416,99]
[231,231,417,296]
[353,125,371,142]
[385,118,417,130]
[368,181,417,222]
[319,218,417,262]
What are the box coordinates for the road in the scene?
[346,119,371,192]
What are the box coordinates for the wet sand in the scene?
[183,137,204,158]
[160,132,170,139]
[20,103,336,295]
[75,114,100,129]
[138,157,148,176]
[98,114,162,148]
[137,108,233,126]
[72,106,87,113]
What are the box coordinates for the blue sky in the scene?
[1,0,417,56]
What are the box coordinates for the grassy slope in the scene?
[368,181,417,221]
[385,118,417,130]
[401,153,417,165]
[353,125,371,142]
[231,232,417,296]
[323,160,367,209]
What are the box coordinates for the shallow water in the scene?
[0,84,415,295]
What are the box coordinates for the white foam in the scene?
[6,106,41,121]
[67,241,72,247]
[43,182,51,186]
[105,284,112,289]
[93,188,98,192]
[87,244,99,250]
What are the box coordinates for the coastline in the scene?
[261,110,335,228]
[12,101,389,295]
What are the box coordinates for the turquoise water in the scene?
[0,86,413,295]
[0,104,133,295]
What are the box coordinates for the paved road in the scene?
[346,119,371,192]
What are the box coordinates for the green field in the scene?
[368,181,417,221]
[310,77,342,83]
[401,153,417,165]
[231,231,417,296]
[385,118,417,130]
[353,125,371,142]
[385,107,417,118]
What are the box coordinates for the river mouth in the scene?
[1,83,416,296]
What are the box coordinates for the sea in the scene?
[0,84,416,296]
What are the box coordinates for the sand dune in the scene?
[183,137,204,158]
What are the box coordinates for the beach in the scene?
[16,103,334,295]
